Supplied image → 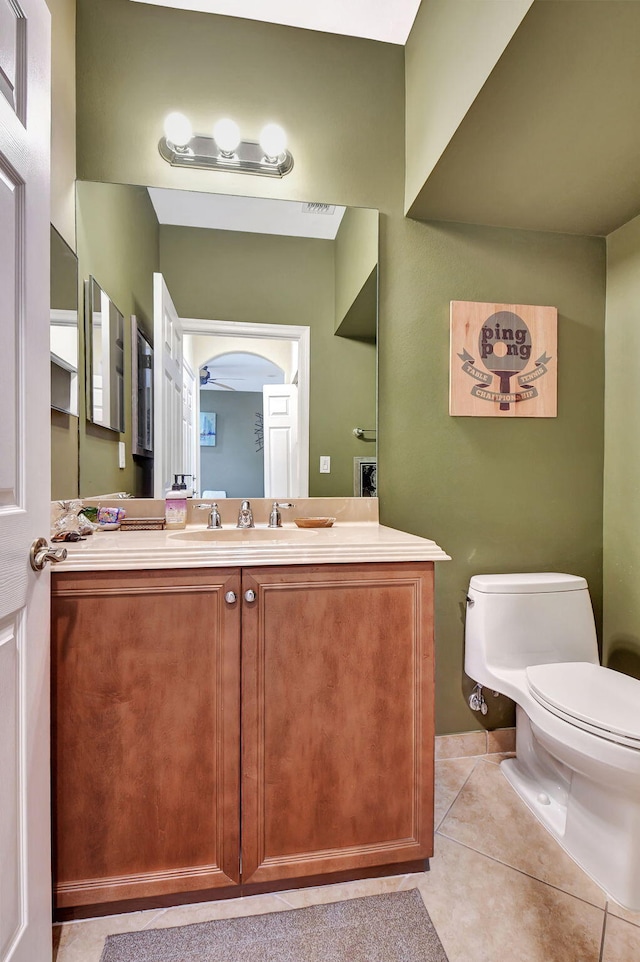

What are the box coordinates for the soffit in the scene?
[407,0,640,237]
[129,0,421,44]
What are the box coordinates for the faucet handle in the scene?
[268,501,296,528]
[197,502,223,528]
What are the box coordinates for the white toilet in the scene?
[465,571,640,910]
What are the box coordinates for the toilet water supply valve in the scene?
[469,683,487,714]
[468,683,500,714]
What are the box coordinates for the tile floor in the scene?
[53,750,640,962]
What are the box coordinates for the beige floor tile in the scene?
[435,731,486,759]
[274,871,420,909]
[487,727,516,754]
[607,899,640,927]
[601,913,640,961]
[146,892,291,928]
[484,751,516,764]
[438,758,606,907]
[434,756,477,828]
[417,835,604,962]
[54,907,167,961]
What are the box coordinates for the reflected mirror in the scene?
[132,317,153,458]
[85,276,125,433]
[50,226,78,416]
[68,182,378,499]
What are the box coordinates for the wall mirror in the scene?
[85,275,125,433]
[132,317,153,458]
[70,181,378,499]
[50,226,78,415]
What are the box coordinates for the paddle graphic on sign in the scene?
[450,301,557,417]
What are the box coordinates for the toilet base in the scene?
[500,705,640,911]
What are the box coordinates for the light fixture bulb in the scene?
[259,123,287,161]
[213,118,241,156]
[163,111,193,149]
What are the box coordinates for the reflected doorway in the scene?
[182,319,310,498]
[198,351,285,499]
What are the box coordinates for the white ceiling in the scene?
[147,188,346,239]
[200,352,284,392]
[130,0,422,45]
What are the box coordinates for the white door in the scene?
[0,1,52,961]
[182,359,197,492]
[263,384,299,498]
[153,273,184,497]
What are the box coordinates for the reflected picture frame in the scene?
[200,412,217,446]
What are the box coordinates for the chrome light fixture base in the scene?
[159,135,294,178]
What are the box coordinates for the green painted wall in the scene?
[603,213,640,681]
[381,219,605,732]
[76,0,607,733]
[47,0,76,248]
[404,0,532,214]
[334,206,378,336]
[407,1,640,236]
[159,225,376,497]
[75,180,160,496]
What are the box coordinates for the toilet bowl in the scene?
[465,572,640,910]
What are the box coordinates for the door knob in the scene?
[224,590,237,604]
[29,538,67,571]
[244,589,256,603]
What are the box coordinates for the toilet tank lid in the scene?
[469,573,588,594]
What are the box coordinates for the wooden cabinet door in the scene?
[241,562,435,885]
[51,568,241,909]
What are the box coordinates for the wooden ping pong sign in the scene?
[449,301,557,417]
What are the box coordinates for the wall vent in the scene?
[302,203,336,215]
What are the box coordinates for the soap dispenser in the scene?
[165,475,188,530]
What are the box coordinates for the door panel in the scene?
[241,563,435,885]
[0,165,19,508]
[0,0,51,959]
[263,384,298,498]
[0,617,22,958]
[51,569,242,908]
[0,0,23,116]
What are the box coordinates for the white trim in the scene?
[50,308,77,327]
[183,318,310,497]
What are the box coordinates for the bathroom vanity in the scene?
[50,500,449,918]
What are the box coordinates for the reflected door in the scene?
[0,1,52,960]
[153,273,184,497]
[263,384,300,498]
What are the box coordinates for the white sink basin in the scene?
[170,527,318,544]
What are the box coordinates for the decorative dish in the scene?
[294,517,336,528]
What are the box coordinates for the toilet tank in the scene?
[465,573,599,688]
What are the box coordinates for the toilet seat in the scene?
[527,662,640,749]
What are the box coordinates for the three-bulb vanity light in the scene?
[159,112,294,178]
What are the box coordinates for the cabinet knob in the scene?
[244,589,256,603]
[224,591,237,604]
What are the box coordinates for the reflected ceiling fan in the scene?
[199,366,242,390]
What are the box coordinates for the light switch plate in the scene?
[118,441,126,469]
[320,456,330,473]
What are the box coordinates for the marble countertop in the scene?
[50,498,450,571]
[52,522,451,571]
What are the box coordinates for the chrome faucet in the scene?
[198,502,222,528]
[237,500,254,528]
[268,502,296,528]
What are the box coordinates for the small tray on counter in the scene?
[294,517,336,528]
